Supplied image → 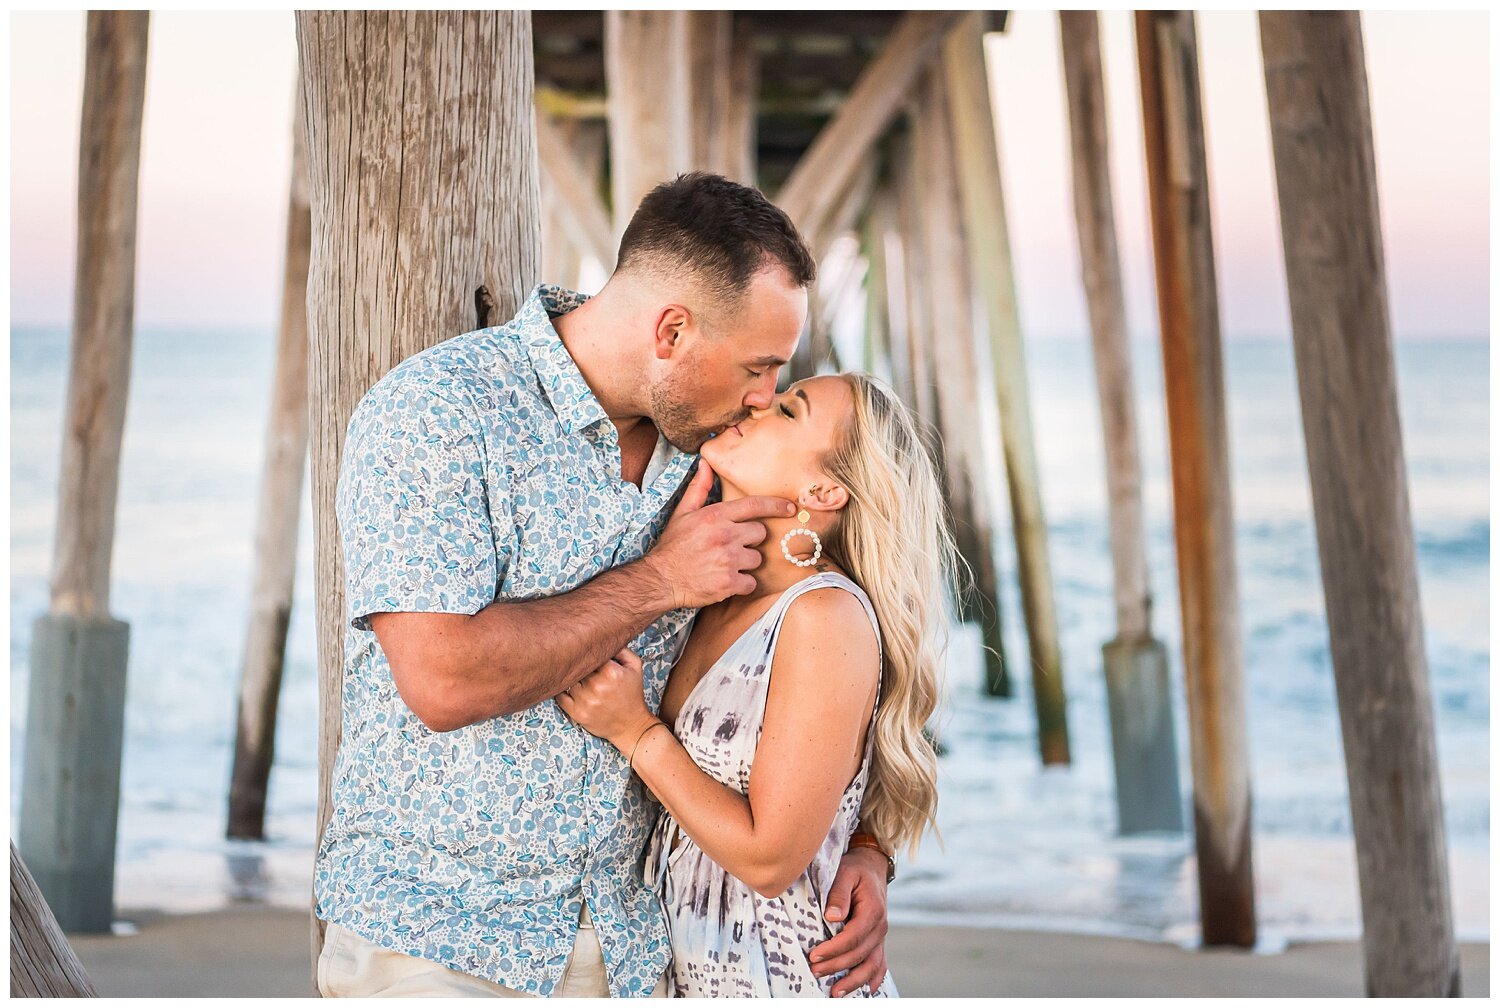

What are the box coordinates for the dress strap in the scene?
[764,572,884,726]
[766,571,881,659]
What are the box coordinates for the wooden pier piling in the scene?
[1259,11,1459,994]
[1135,10,1255,946]
[911,67,1011,699]
[18,10,148,935]
[945,13,1069,760]
[296,9,541,965]
[10,845,96,996]
[605,11,690,232]
[227,92,312,841]
[1059,11,1183,831]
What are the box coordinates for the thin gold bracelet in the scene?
[628,720,669,770]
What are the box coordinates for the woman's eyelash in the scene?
[779,404,794,418]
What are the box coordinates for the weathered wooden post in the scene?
[804,158,878,375]
[911,68,1011,700]
[10,845,96,996]
[18,10,148,935]
[777,12,967,257]
[721,18,759,187]
[774,12,965,387]
[890,126,939,429]
[682,10,758,184]
[295,9,541,963]
[1259,11,1459,995]
[542,160,582,291]
[944,13,1069,759]
[227,91,312,841]
[860,193,891,377]
[541,117,605,290]
[1060,11,1183,832]
[867,182,916,407]
[535,113,614,276]
[605,11,691,233]
[1136,11,1255,946]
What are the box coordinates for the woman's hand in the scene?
[555,647,658,752]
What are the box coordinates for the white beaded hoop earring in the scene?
[781,507,822,568]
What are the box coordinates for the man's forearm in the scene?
[440,558,674,726]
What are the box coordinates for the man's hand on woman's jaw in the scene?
[807,845,891,996]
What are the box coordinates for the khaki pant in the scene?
[318,904,669,998]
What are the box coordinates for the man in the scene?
[315,173,895,997]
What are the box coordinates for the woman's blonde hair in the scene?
[821,372,954,858]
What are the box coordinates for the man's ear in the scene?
[800,480,849,515]
[652,305,692,360]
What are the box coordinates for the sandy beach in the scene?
[68,906,1489,998]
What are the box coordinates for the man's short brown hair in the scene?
[616,172,817,313]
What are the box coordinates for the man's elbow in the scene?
[390,657,532,732]
[398,683,472,734]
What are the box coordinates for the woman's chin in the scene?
[699,435,725,467]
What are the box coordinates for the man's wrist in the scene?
[846,831,896,884]
[629,555,680,613]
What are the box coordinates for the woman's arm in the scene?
[558,587,880,898]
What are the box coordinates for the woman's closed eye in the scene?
[779,403,794,419]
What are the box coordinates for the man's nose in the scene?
[744,372,777,411]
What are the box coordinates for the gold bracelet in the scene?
[628,720,669,770]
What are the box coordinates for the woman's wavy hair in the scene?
[821,372,954,858]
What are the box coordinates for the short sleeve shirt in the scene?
[314,284,698,996]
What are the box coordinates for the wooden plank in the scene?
[911,67,1011,699]
[1259,11,1459,995]
[605,11,691,232]
[776,11,967,246]
[10,844,96,997]
[227,88,312,841]
[944,13,1068,762]
[536,111,615,273]
[295,10,541,969]
[1136,10,1255,947]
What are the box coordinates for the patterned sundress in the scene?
[643,571,898,998]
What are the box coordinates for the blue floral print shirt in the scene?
[314,284,698,996]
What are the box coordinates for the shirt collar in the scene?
[516,283,610,436]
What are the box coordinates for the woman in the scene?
[557,373,953,997]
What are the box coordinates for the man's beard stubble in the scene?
[648,367,740,455]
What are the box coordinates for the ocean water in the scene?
[9,324,1489,946]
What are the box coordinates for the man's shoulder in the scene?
[354,326,532,424]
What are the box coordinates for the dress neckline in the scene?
[668,571,858,731]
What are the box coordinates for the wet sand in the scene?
[66,905,1489,998]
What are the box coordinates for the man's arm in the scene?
[809,844,892,996]
[367,461,796,732]
[371,557,669,731]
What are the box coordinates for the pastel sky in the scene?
[9,10,1490,338]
